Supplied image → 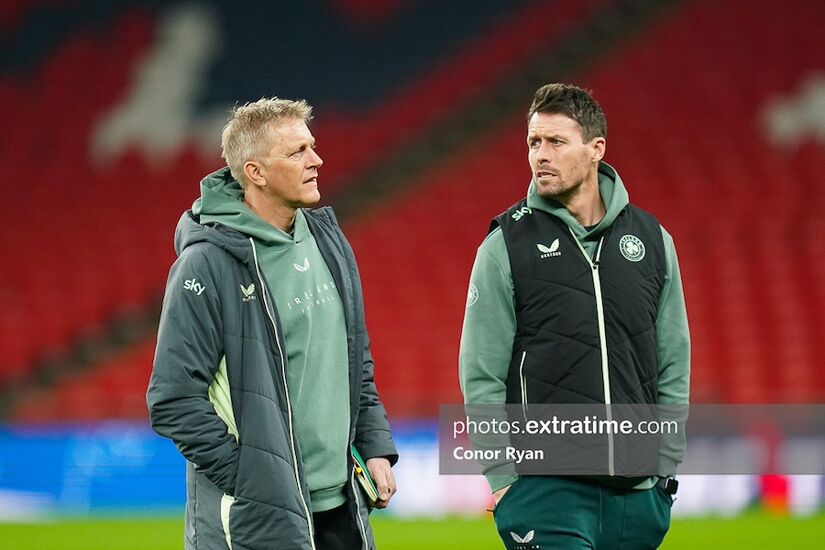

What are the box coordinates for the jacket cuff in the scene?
[355,431,399,466]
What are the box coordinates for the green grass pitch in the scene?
[0,512,822,549]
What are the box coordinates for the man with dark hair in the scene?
[459,83,690,549]
[148,97,397,550]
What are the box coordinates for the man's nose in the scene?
[308,148,323,168]
[537,141,553,163]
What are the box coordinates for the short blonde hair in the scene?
[221,97,313,187]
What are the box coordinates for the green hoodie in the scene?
[193,168,350,513]
[459,163,690,492]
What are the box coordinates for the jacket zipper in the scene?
[350,468,369,550]
[250,239,316,548]
[569,230,614,476]
[518,351,528,420]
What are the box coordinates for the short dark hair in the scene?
[527,83,607,142]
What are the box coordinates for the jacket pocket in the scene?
[193,471,237,549]
[654,483,675,508]
[492,477,522,516]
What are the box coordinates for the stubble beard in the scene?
[536,174,581,201]
[535,163,593,201]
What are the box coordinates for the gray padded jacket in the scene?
[147,207,398,550]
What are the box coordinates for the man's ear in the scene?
[591,137,606,163]
[243,160,266,189]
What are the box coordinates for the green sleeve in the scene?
[656,226,691,476]
[459,228,518,492]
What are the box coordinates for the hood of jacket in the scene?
[526,161,629,241]
[173,167,257,263]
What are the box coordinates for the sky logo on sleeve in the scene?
[183,278,206,296]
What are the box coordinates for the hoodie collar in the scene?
[526,161,629,240]
[173,211,254,263]
[192,166,308,245]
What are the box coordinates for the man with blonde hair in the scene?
[148,97,398,549]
